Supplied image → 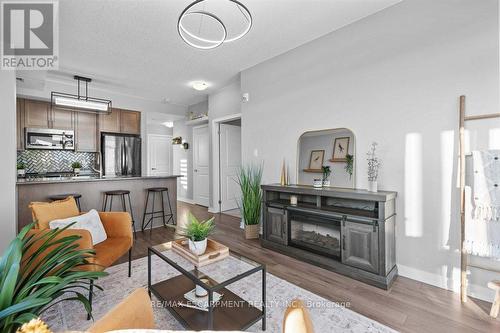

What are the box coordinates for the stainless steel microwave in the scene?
[25,128,75,150]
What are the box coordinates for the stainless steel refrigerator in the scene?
[102,134,141,177]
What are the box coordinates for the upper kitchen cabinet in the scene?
[24,99,74,130]
[99,108,121,133]
[24,99,50,128]
[98,108,141,135]
[76,112,98,152]
[16,98,25,151]
[120,109,141,134]
[52,108,74,130]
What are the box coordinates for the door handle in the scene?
[342,235,346,251]
[151,167,157,170]
[194,169,198,172]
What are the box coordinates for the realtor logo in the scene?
[1,1,59,70]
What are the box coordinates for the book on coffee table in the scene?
[184,289,223,310]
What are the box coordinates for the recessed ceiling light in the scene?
[192,81,208,91]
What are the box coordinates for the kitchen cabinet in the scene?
[24,99,50,128]
[52,108,74,130]
[120,110,141,134]
[16,98,25,150]
[76,112,98,152]
[99,108,141,134]
[24,99,74,130]
[265,206,287,245]
[341,220,379,274]
[99,108,121,133]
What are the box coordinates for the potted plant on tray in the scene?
[0,222,106,332]
[237,165,263,239]
[17,161,26,177]
[71,161,82,175]
[185,212,215,256]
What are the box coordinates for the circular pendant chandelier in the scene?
[177,0,252,50]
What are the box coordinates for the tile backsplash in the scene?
[17,150,96,173]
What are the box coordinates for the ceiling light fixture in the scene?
[51,76,112,114]
[163,121,174,128]
[178,0,252,50]
[192,81,209,91]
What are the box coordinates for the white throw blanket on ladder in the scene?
[464,150,500,259]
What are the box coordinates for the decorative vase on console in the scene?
[367,142,381,192]
[184,212,215,256]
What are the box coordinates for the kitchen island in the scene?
[16,175,180,231]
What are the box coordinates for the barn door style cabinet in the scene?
[262,184,397,289]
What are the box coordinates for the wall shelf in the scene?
[185,115,208,126]
[302,169,322,173]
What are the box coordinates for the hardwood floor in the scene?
[117,201,500,333]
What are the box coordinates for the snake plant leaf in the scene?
[11,312,37,325]
[0,239,22,291]
[0,262,21,311]
[0,298,50,320]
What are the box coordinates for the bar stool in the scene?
[102,190,137,239]
[141,187,174,233]
[49,193,82,212]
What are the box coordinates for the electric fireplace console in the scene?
[261,184,398,289]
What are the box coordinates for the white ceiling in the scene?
[22,0,401,109]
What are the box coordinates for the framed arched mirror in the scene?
[297,128,356,188]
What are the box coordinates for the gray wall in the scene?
[188,100,208,117]
[0,71,17,251]
[241,0,500,301]
[147,123,173,136]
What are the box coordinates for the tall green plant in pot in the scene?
[237,165,263,239]
[0,223,106,333]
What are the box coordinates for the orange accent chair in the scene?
[28,196,134,319]
[88,288,155,333]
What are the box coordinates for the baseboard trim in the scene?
[398,264,493,302]
[177,197,195,204]
[208,206,219,213]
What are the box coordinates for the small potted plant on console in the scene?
[322,165,331,187]
[71,162,82,175]
[185,212,215,255]
[17,162,26,177]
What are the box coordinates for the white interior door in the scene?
[147,134,171,176]
[193,125,210,206]
[220,123,242,211]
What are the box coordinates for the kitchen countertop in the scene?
[16,174,181,185]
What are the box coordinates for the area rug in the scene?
[42,252,397,332]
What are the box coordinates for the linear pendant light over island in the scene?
[51,76,112,113]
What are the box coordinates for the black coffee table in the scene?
[148,242,266,331]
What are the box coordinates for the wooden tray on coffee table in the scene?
[172,238,229,267]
